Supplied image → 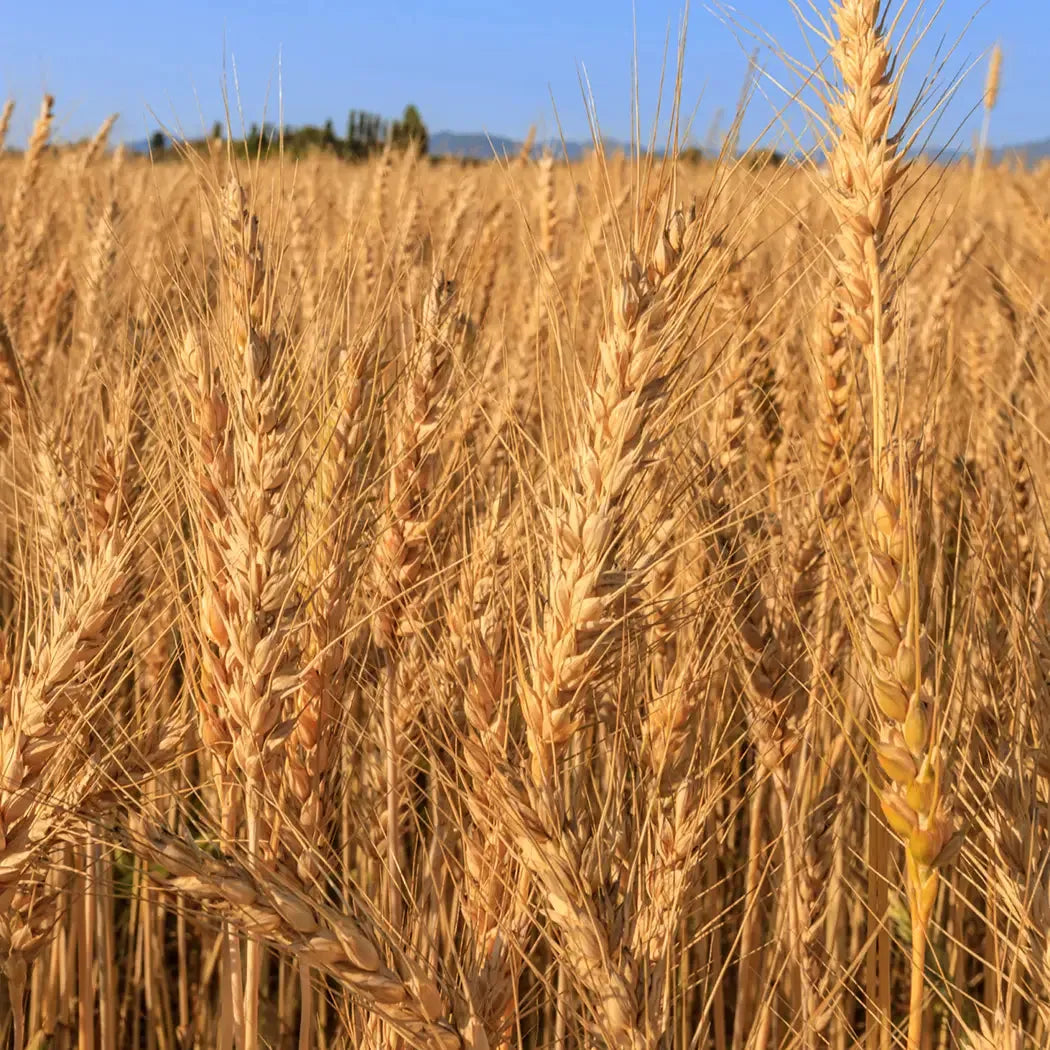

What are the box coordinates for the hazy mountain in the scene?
[990,138,1050,164]
[428,131,523,159]
[905,140,1050,168]
[428,130,631,160]
[427,131,1050,164]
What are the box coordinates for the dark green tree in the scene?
[365,114,381,149]
[149,130,166,153]
[391,104,428,154]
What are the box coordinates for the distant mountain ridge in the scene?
[430,131,1050,166]
[913,139,1050,166]
[430,131,1050,165]
[991,138,1050,164]
[428,130,630,160]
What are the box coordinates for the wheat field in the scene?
[0,7,1046,1050]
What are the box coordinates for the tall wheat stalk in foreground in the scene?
[823,2,962,1047]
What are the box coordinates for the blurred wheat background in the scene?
[0,4,1045,1049]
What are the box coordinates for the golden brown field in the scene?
[0,10,1046,1050]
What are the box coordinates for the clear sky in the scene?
[0,2,1037,153]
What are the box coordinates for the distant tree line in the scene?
[148,104,428,159]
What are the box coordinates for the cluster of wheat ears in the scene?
[0,4,1044,1049]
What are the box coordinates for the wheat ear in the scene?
[0,100,14,150]
[219,174,301,1050]
[822,4,952,1045]
[2,95,54,330]
[522,209,690,786]
[0,407,138,1048]
[126,815,464,1050]
[371,271,457,927]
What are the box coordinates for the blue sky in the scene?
[0,2,1037,152]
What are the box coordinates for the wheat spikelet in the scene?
[825,0,906,463]
[0,100,14,150]
[0,391,141,1044]
[126,815,464,1050]
[80,114,119,172]
[2,95,55,326]
[985,44,1003,113]
[867,446,961,1045]
[921,229,983,359]
[286,342,373,883]
[522,210,692,786]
